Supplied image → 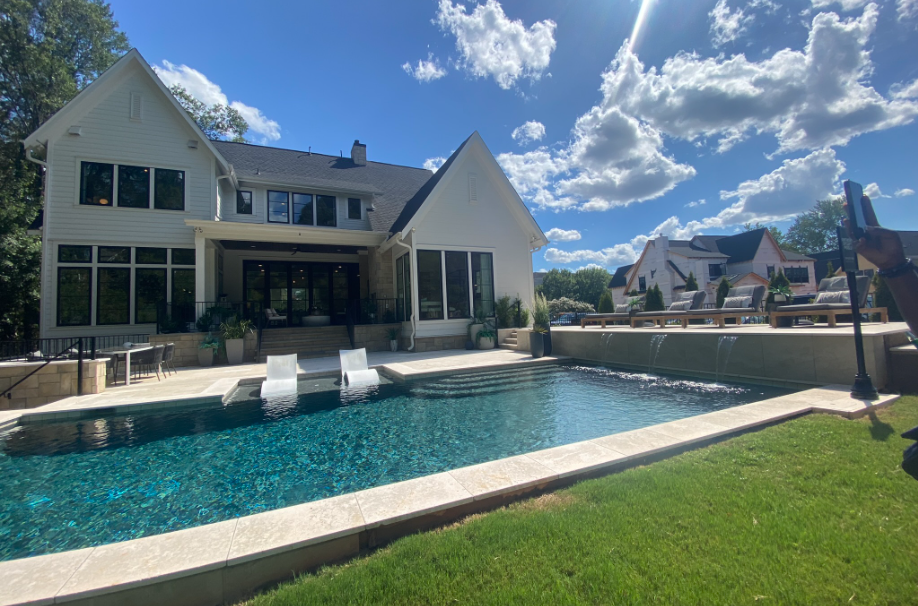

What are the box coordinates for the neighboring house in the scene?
[533,272,547,289]
[614,229,816,307]
[810,230,918,291]
[607,264,634,303]
[22,49,548,351]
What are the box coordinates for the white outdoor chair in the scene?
[260,354,299,397]
[339,348,380,386]
[264,308,287,327]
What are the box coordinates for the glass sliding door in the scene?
[332,265,349,323]
[268,263,289,319]
[310,264,330,315]
[471,252,494,318]
[290,264,309,326]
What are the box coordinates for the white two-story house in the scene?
[611,229,816,307]
[22,49,548,352]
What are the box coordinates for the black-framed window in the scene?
[172,249,195,265]
[417,250,443,320]
[135,268,166,324]
[118,165,150,208]
[766,265,776,278]
[445,251,470,319]
[59,245,91,263]
[98,246,130,264]
[638,276,647,292]
[97,268,130,325]
[172,268,195,308]
[80,161,114,206]
[58,267,92,326]
[268,191,289,223]
[316,195,336,227]
[293,193,313,225]
[471,252,494,317]
[153,168,185,210]
[785,267,809,283]
[348,198,361,220]
[709,263,726,278]
[136,247,167,264]
[236,190,252,215]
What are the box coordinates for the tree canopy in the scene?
[0,0,129,339]
[538,267,612,309]
[170,85,248,142]
[784,197,845,254]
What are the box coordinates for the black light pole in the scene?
[837,226,878,400]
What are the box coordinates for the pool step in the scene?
[500,330,519,350]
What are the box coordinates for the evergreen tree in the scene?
[716,277,732,308]
[825,260,835,278]
[597,291,614,313]
[766,269,792,307]
[685,271,699,292]
[645,284,665,311]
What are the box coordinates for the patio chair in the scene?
[768,276,887,328]
[339,348,380,386]
[630,290,707,328]
[265,308,287,327]
[130,345,165,382]
[161,343,176,376]
[581,297,644,328]
[679,285,767,328]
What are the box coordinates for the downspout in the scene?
[392,232,416,351]
[26,148,48,170]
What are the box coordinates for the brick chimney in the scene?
[351,140,366,166]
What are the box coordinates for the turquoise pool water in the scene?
[0,363,791,561]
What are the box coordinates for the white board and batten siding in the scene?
[407,149,536,339]
[40,62,219,338]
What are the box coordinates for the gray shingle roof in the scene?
[608,264,634,288]
[212,140,434,233]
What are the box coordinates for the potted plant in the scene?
[220,317,253,365]
[198,333,219,367]
[627,297,642,316]
[529,293,551,358]
[468,308,488,350]
[476,326,497,350]
[387,327,400,352]
[766,270,794,327]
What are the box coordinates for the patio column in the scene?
[194,228,206,312]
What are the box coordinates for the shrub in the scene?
[531,293,550,330]
[716,277,732,309]
[685,271,699,292]
[495,295,513,328]
[597,291,614,313]
[644,284,665,311]
[549,297,596,315]
[519,308,530,328]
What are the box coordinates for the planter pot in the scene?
[469,323,483,342]
[465,340,475,350]
[530,332,545,358]
[543,329,553,356]
[390,339,398,352]
[197,348,214,367]
[478,336,495,350]
[225,338,245,365]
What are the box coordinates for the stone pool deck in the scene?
[0,350,903,606]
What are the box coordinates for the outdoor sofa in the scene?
[629,290,707,328]
[580,297,644,328]
[674,285,767,328]
[768,276,887,328]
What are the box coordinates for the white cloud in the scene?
[423,156,447,171]
[544,228,582,242]
[899,0,918,20]
[544,245,641,267]
[435,0,556,89]
[685,199,706,208]
[153,60,280,142]
[598,4,918,155]
[402,54,448,83]
[511,121,546,145]
[863,182,889,198]
[496,148,566,196]
[709,0,753,47]
[891,78,918,100]
[811,0,870,10]
[895,188,915,197]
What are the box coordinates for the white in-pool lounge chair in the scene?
[339,348,380,386]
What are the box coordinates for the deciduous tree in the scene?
[169,85,248,142]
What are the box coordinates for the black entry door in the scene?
[244,260,358,326]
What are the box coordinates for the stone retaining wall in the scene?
[0,359,107,410]
[150,332,258,367]
[354,324,401,352]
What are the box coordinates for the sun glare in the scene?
[628,0,656,53]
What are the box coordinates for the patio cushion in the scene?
[668,300,692,311]
[635,310,686,317]
[815,290,849,304]
[772,303,851,312]
[615,304,630,313]
[723,295,752,309]
[685,307,755,315]
[726,285,766,311]
[584,313,630,319]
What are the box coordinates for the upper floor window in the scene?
[268,191,289,223]
[80,162,114,206]
[293,193,313,225]
[766,265,775,278]
[154,168,185,210]
[348,198,361,220]
[266,190,338,227]
[785,267,809,283]
[638,276,647,292]
[317,195,336,227]
[236,191,252,215]
[118,165,150,208]
[709,263,726,278]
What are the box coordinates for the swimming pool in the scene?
[0,363,791,561]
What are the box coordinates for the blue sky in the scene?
[110,0,918,271]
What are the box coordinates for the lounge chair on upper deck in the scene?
[678,285,767,328]
[630,290,707,328]
[580,297,644,328]
[768,276,887,328]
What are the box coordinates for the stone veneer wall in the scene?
[354,324,401,352]
[0,359,107,410]
[149,332,258,367]
[410,335,467,353]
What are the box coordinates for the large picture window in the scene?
[97,268,130,325]
[417,250,443,320]
[59,245,91,263]
[172,269,195,308]
[153,168,185,210]
[171,249,195,265]
[316,195,336,227]
[135,268,166,324]
[471,252,494,318]
[785,267,809,283]
[268,191,289,223]
[98,246,130,264]
[58,268,92,326]
[80,161,114,206]
[136,247,167,264]
[445,251,470,319]
[118,165,150,208]
[293,193,313,225]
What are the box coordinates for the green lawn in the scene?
[243,397,918,605]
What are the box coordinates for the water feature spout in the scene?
[599,333,618,366]
[715,336,739,383]
[648,334,667,374]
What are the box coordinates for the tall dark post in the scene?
[76,338,84,397]
[838,226,877,400]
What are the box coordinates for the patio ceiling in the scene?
[185,219,387,248]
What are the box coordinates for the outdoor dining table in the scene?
[99,343,153,386]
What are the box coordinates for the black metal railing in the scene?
[551,312,590,326]
[156,301,264,334]
[0,334,150,363]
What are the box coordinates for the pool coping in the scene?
[0,384,900,606]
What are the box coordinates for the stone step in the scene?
[503,337,518,345]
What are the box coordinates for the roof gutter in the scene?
[392,231,416,351]
[25,147,48,170]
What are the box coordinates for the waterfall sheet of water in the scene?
[648,334,667,374]
[599,333,618,366]
[715,336,739,383]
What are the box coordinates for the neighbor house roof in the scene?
[667,260,688,282]
[608,264,634,288]
[213,141,434,234]
[711,272,769,285]
[671,229,814,264]
[808,250,842,283]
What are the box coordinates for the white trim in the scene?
[185,219,387,247]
